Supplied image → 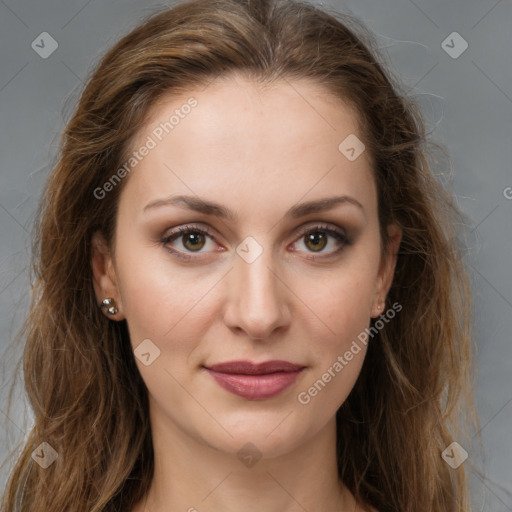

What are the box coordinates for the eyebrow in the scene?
[143,194,366,220]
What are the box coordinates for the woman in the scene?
[1,0,475,510]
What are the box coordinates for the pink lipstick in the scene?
[204,360,305,400]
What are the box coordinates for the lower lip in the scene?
[205,368,304,400]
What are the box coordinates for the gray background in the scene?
[0,0,511,509]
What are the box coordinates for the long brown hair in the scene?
[1,0,476,510]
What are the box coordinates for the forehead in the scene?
[142,73,364,150]
[118,74,376,223]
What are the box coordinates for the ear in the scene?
[371,224,402,318]
[91,230,125,320]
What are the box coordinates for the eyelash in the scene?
[160,223,349,261]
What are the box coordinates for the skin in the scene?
[91,73,401,512]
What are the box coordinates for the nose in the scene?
[222,246,291,341]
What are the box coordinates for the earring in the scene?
[100,298,118,315]
[373,300,385,317]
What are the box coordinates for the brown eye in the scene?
[182,231,206,251]
[304,232,328,252]
[292,224,349,259]
[161,225,217,260]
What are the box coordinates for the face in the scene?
[92,73,401,459]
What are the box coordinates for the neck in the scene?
[133,410,357,512]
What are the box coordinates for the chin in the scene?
[197,417,313,460]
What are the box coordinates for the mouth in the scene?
[203,360,306,400]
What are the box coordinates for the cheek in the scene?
[314,255,379,341]
[322,279,374,334]
[297,248,379,407]
[313,280,372,379]
[114,238,218,348]
[297,286,371,419]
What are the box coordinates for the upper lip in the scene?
[204,360,305,375]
